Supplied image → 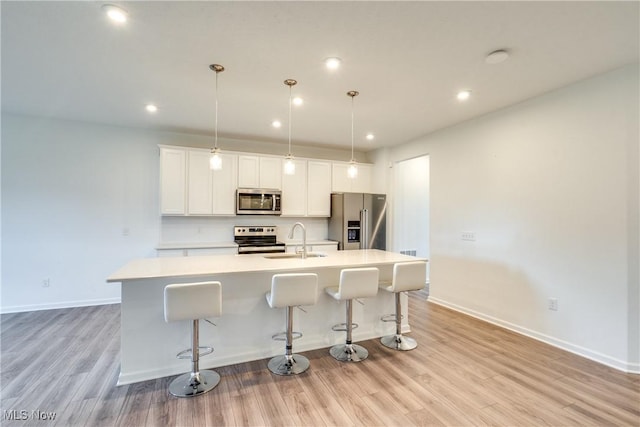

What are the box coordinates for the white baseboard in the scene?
[0,298,121,314]
[428,297,640,375]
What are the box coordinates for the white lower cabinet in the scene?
[286,242,339,253]
[157,249,187,257]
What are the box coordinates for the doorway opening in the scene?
[393,154,430,293]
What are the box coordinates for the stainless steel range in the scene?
[234,226,286,255]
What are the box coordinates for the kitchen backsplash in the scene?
[160,216,330,244]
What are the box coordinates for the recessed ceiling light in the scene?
[457,90,471,101]
[145,104,158,113]
[324,57,342,70]
[366,133,375,141]
[485,49,509,65]
[292,97,303,106]
[102,4,128,24]
[272,120,282,128]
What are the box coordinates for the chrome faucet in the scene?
[289,222,307,259]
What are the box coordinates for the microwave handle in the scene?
[272,194,277,211]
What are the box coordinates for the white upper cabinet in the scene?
[211,153,238,215]
[259,157,282,189]
[187,150,237,216]
[331,162,372,193]
[187,150,214,215]
[281,159,307,216]
[307,160,332,216]
[159,146,237,216]
[160,147,187,215]
[160,146,347,217]
[238,155,282,189]
[237,155,259,188]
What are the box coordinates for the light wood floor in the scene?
[1,292,638,426]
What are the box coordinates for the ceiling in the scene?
[2,1,638,152]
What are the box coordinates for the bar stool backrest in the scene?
[338,267,379,300]
[392,262,427,293]
[269,273,318,308]
[164,281,222,322]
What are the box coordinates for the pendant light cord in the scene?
[214,70,219,151]
[350,94,355,162]
[288,84,292,157]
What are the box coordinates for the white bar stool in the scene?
[379,261,427,350]
[266,273,318,375]
[164,281,222,397]
[325,267,379,362]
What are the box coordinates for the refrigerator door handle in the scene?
[360,208,369,249]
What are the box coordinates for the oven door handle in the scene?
[238,245,286,254]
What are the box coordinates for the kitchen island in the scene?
[107,249,427,385]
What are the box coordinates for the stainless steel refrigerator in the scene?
[328,193,387,250]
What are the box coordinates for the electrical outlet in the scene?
[42,279,50,288]
[122,228,130,237]
[548,298,558,311]
[461,231,476,241]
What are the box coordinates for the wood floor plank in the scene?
[1,299,638,427]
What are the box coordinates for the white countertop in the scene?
[107,249,426,283]
[155,240,337,250]
[155,241,238,250]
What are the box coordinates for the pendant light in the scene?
[347,90,359,179]
[283,79,298,175]
[209,64,224,170]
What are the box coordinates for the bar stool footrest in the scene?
[176,346,213,360]
[271,331,303,341]
[331,322,359,332]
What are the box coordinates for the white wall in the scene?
[377,64,639,372]
[0,115,358,313]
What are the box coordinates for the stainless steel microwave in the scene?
[236,188,282,215]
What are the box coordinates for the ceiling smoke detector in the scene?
[485,49,509,65]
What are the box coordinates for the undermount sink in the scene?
[264,252,328,259]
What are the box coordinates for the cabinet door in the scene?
[352,164,372,193]
[212,153,238,215]
[238,155,260,188]
[260,157,282,189]
[160,147,187,215]
[331,163,352,193]
[307,161,331,216]
[281,159,307,216]
[187,150,214,215]
[331,162,372,193]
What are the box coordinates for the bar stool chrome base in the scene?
[329,343,369,362]
[268,354,310,375]
[381,333,417,351]
[168,370,220,398]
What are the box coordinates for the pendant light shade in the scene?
[347,90,359,179]
[209,64,225,170]
[283,79,297,175]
